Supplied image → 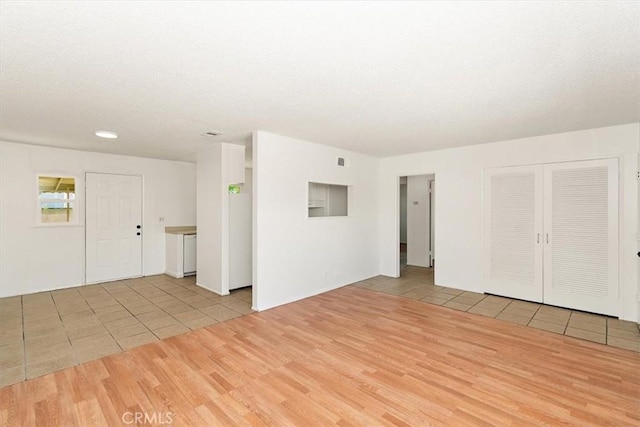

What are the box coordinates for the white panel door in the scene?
[543,159,618,316]
[483,165,544,302]
[407,175,430,268]
[86,173,142,284]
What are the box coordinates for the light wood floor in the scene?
[1,285,639,426]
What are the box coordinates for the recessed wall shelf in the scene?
[308,182,348,217]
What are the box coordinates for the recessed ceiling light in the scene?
[95,130,118,139]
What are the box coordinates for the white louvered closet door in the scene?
[543,159,619,316]
[483,165,544,302]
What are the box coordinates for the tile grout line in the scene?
[562,311,572,336]
[53,290,85,357]
[89,284,129,352]
[487,297,514,320]
[113,279,167,346]
[31,291,77,380]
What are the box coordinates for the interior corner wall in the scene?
[242,168,253,195]
[378,123,640,321]
[196,143,246,296]
[0,141,196,298]
[253,131,380,311]
[196,143,227,295]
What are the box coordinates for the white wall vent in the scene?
[202,131,223,137]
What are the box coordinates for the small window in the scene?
[38,176,76,224]
[228,184,241,194]
[308,182,348,217]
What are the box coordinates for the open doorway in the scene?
[399,174,435,276]
[399,177,408,267]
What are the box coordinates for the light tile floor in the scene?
[0,274,252,387]
[354,265,640,353]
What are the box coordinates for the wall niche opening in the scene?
[308,182,348,217]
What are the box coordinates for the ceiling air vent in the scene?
[201,131,223,137]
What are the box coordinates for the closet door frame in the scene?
[542,158,619,316]
[482,165,544,302]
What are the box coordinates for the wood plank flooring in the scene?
[1,285,638,426]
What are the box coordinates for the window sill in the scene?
[33,223,83,228]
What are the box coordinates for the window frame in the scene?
[35,174,80,227]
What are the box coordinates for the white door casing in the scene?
[483,165,544,302]
[86,173,142,284]
[430,180,435,267]
[543,159,619,316]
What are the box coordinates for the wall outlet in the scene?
[159,217,165,223]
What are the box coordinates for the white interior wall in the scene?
[196,143,245,296]
[0,141,196,297]
[328,185,348,216]
[406,175,432,268]
[196,143,224,295]
[253,131,380,311]
[379,123,640,321]
[229,167,253,289]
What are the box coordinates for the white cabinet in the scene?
[166,231,197,278]
[483,158,619,316]
[183,235,197,275]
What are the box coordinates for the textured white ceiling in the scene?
[1,1,638,161]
